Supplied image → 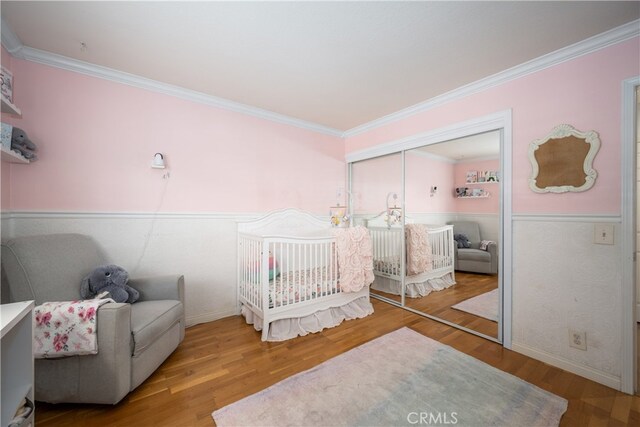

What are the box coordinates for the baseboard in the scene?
[512,342,621,391]
[186,308,240,328]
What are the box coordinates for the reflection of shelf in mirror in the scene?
[465,181,499,185]
[457,195,490,199]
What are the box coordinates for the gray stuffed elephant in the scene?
[80,264,140,304]
[11,127,37,161]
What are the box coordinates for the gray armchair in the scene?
[1,233,185,404]
[448,221,498,274]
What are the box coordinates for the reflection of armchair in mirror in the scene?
[528,124,600,193]
[449,221,498,275]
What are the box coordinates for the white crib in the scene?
[366,214,456,297]
[238,209,372,341]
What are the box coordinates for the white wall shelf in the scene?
[1,146,29,164]
[457,195,491,199]
[1,95,22,116]
[1,300,35,427]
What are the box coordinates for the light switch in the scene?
[594,224,614,245]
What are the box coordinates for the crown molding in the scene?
[0,18,22,54]
[343,19,640,138]
[0,22,343,138]
[19,47,344,137]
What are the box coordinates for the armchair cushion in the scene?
[131,300,183,357]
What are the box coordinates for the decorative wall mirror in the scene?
[528,124,600,193]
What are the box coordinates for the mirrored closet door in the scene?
[403,131,501,340]
[350,153,404,306]
[350,130,503,342]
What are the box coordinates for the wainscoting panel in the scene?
[512,217,622,385]
[2,212,268,326]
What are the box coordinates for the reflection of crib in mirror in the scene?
[366,213,456,297]
[237,209,372,341]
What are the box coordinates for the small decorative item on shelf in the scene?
[465,171,478,183]
[330,204,349,227]
[1,122,12,150]
[487,171,499,182]
[1,66,13,102]
[455,187,469,197]
[455,187,489,198]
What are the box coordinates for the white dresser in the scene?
[1,301,35,427]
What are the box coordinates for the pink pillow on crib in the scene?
[268,255,280,280]
[250,255,280,280]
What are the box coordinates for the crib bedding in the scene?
[244,266,340,308]
[270,267,339,307]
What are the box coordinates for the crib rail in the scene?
[427,225,454,271]
[369,225,454,277]
[238,233,340,313]
[369,227,403,277]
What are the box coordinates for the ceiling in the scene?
[1,1,639,132]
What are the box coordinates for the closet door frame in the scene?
[346,110,513,349]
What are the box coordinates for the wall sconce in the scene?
[430,186,438,197]
[151,153,166,169]
[385,192,402,228]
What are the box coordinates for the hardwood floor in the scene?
[37,299,639,426]
[405,271,498,337]
[373,272,498,337]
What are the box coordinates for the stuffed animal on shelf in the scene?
[11,127,37,161]
[453,233,471,249]
[80,265,140,304]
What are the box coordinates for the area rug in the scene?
[212,327,567,427]
[451,288,499,322]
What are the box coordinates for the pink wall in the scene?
[453,159,500,213]
[405,152,456,213]
[345,38,640,215]
[353,152,498,215]
[3,56,345,214]
[1,47,13,211]
[351,153,402,214]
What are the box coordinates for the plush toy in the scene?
[453,233,471,249]
[11,127,37,161]
[80,265,140,304]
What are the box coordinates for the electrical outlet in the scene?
[594,224,614,245]
[569,330,587,350]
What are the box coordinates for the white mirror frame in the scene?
[528,124,600,193]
